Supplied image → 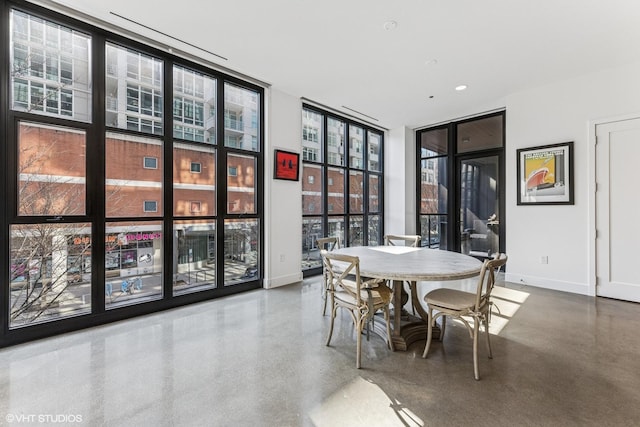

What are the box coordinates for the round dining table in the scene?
[332,245,483,351]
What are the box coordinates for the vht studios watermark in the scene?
[6,413,83,423]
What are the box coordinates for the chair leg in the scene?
[484,316,493,359]
[422,307,434,358]
[325,304,337,346]
[356,314,363,369]
[439,314,446,341]
[473,318,480,380]
[322,273,328,316]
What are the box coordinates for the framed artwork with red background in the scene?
[274,149,300,181]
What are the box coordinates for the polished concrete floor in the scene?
[1,275,640,427]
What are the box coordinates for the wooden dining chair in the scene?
[322,251,394,368]
[316,236,340,315]
[422,253,508,380]
[384,234,421,247]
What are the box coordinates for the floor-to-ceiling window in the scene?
[416,112,505,258]
[1,2,263,345]
[301,105,384,275]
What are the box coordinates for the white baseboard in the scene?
[263,272,303,289]
[504,272,590,296]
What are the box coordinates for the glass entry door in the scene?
[458,155,501,259]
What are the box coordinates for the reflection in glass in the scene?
[349,171,364,214]
[106,43,163,135]
[349,216,364,247]
[302,109,323,162]
[227,153,256,214]
[105,221,163,309]
[459,156,500,258]
[10,223,91,328]
[302,164,323,215]
[420,128,448,156]
[173,65,216,143]
[457,115,503,153]
[327,168,345,214]
[420,214,446,250]
[106,132,163,218]
[368,130,382,171]
[173,220,216,294]
[420,157,448,215]
[302,217,323,271]
[368,175,381,213]
[327,118,344,165]
[224,219,259,285]
[328,217,345,247]
[11,10,92,122]
[368,215,381,246]
[173,143,216,216]
[349,125,364,169]
[224,83,259,151]
[18,122,86,216]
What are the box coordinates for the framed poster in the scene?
[517,142,574,205]
[274,149,300,181]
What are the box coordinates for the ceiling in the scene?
[36,0,640,129]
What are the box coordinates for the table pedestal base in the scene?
[372,312,441,352]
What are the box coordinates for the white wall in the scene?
[385,126,417,235]
[263,88,303,288]
[505,61,640,295]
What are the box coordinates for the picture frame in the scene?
[517,142,574,205]
[274,149,300,181]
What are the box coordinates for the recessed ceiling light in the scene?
[455,84,468,91]
[383,20,398,31]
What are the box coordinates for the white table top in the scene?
[333,246,483,281]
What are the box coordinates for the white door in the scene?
[596,118,640,302]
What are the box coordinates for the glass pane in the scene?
[368,175,381,213]
[173,220,216,294]
[368,215,381,246]
[420,127,448,157]
[327,167,345,214]
[349,171,364,214]
[10,223,92,328]
[302,109,323,162]
[302,217,323,271]
[349,216,364,247]
[106,43,163,134]
[459,156,500,258]
[368,130,382,172]
[224,219,259,285]
[327,117,344,166]
[18,122,86,216]
[302,164,323,215]
[457,115,503,153]
[349,125,364,169]
[173,65,216,144]
[10,10,91,122]
[227,153,256,214]
[420,157,448,214]
[106,132,163,218]
[224,83,259,151]
[105,221,163,308]
[328,217,345,248]
[420,214,446,249]
[173,142,216,216]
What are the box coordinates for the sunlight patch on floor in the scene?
[309,376,424,427]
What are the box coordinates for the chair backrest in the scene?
[474,253,508,310]
[384,234,420,247]
[316,236,340,252]
[322,251,362,304]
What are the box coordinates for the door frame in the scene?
[589,112,640,297]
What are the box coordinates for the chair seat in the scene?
[336,280,392,307]
[425,288,476,311]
